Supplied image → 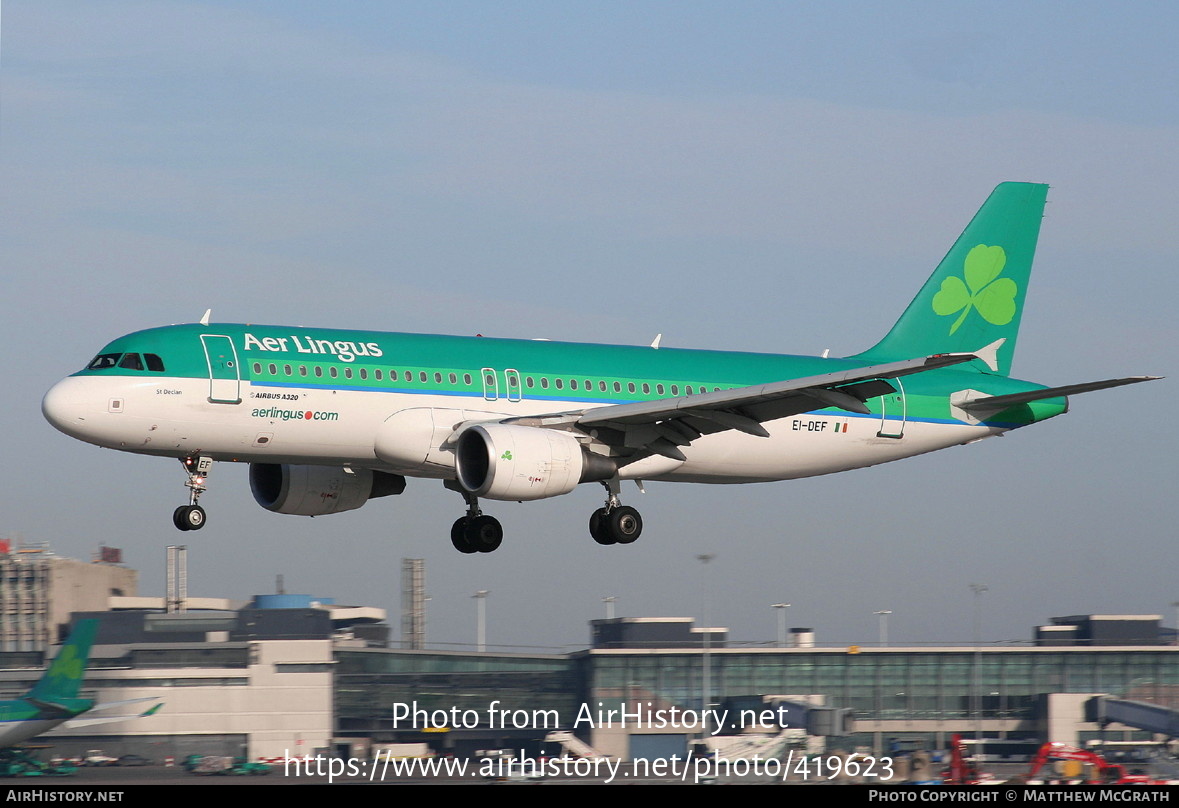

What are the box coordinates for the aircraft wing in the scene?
[52,701,163,731]
[505,353,977,461]
[82,697,163,715]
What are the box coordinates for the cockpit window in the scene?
[145,353,165,372]
[118,353,144,370]
[88,353,122,370]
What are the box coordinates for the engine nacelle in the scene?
[455,424,615,501]
[250,463,405,516]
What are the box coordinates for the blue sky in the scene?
[2,1,1175,650]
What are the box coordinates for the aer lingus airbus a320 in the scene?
[43,183,1157,553]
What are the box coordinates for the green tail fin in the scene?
[851,182,1049,376]
[26,619,98,702]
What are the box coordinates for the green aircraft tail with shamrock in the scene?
[25,619,98,704]
[853,181,1049,377]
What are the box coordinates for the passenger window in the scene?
[315,367,323,377]
[419,371,427,383]
[627,383,636,393]
[540,378,549,389]
[570,379,578,390]
[464,373,472,385]
[642,383,650,394]
[253,362,262,374]
[284,365,293,376]
[671,384,679,395]
[269,363,277,375]
[434,372,442,384]
[375,369,383,380]
[599,381,606,392]
[359,368,368,380]
[119,353,144,370]
[613,382,621,393]
[449,373,457,384]
[145,354,165,372]
[656,384,665,395]
[344,368,353,379]
[300,366,308,377]
[330,367,338,378]
[555,378,563,389]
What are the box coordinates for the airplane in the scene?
[0,620,164,754]
[42,182,1158,554]
[0,620,98,748]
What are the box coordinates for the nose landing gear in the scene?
[173,455,212,531]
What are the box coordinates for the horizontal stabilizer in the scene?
[957,377,1161,413]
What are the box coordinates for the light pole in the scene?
[874,610,892,647]
[697,554,716,737]
[970,583,988,740]
[772,603,791,647]
[473,590,489,652]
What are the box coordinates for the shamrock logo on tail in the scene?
[931,244,1018,334]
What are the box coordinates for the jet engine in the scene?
[454,424,615,501]
[250,463,406,516]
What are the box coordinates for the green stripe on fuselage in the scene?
[74,323,1064,428]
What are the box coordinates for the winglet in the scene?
[199,309,212,326]
[650,334,662,350]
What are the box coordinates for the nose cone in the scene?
[43,377,93,440]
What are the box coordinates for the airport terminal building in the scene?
[2,606,1177,761]
[1,547,1176,760]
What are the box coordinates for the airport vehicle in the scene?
[82,749,118,766]
[943,734,985,785]
[188,755,271,776]
[0,747,77,777]
[1014,741,1168,785]
[42,183,1158,553]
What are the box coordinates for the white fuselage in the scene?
[43,373,1002,485]
[0,716,68,747]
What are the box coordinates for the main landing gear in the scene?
[449,487,503,554]
[173,455,212,531]
[589,479,643,545]
[442,479,643,554]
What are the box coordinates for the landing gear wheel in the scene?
[174,505,206,531]
[608,506,642,544]
[590,508,615,545]
[451,518,478,554]
[465,515,503,553]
